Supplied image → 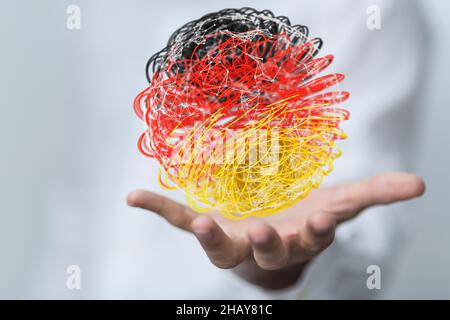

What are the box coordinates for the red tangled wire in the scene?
[134,28,350,218]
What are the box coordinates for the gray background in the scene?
[0,0,449,299]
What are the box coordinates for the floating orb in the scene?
[134,8,350,219]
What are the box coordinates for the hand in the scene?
[127,173,425,290]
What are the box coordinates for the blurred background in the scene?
[0,0,449,299]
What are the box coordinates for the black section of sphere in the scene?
[145,7,315,83]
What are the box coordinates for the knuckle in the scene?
[329,186,355,214]
[300,239,324,256]
[371,175,392,190]
[168,207,190,229]
[168,213,186,228]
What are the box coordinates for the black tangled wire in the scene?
[145,7,321,82]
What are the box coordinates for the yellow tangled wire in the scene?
[157,96,347,219]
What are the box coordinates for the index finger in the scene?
[127,190,197,231]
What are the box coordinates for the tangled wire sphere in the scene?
[134,8,350,219]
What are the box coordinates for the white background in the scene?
[0,0,449,299]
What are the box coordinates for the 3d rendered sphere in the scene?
[134,8,350,219]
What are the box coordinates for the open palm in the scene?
[127,172,424,289]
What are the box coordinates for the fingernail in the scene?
[195,230,213,242]
[250,234,270,247]
[312,224,332,236]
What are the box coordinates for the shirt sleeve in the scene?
[223,0,427,300]
[298,0,427,299]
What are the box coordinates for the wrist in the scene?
[233,258,307,290]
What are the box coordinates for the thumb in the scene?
[328,172,425,222]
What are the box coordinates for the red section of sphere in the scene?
[134,31,349,167]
